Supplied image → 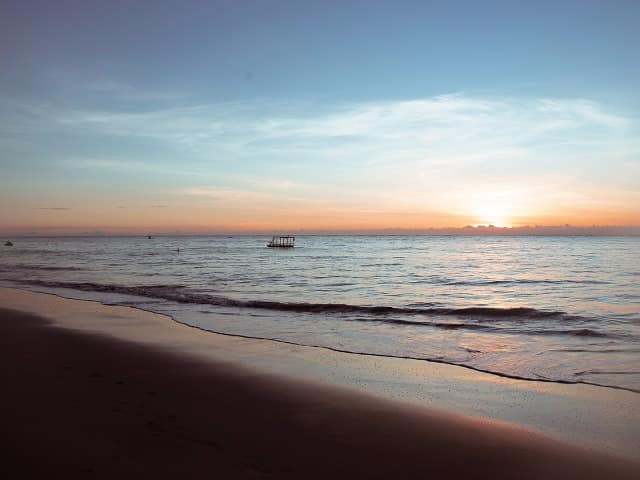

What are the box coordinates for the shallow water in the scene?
[1,235,639,391]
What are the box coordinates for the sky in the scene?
[1,0,639,234]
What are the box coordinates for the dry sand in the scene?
[0,287,638,478]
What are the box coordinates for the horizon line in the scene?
[3,224,640,237]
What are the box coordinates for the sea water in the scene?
[1,235,638,392]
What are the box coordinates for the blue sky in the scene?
[1,0,639,232]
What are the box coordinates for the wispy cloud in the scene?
[177,185,271,201]
[43,68,185,103]
[84,79,184,102]
[4,92,639,226]
[41,94,635,166]
[64,157,207,178]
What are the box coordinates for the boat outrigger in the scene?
[267,235,295,248]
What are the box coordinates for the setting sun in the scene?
[473,203,512,227]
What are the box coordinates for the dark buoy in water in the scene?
[147,235,152,239]
[4,240,13,246]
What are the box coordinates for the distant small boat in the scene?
[147,235,152,239]
[267,235,295,248]
[5,240,13,246]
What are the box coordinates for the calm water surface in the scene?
[1,235,639,391]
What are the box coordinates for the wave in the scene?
[530,328,610,338]
[444,279,610,286]
[347,319,613,338]
[575,369,640,376]
[22,279,591,326]
[1,264,85,272]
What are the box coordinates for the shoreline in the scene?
[9,282,639,395]
[1,287,639,473]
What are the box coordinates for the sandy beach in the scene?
[0,287,638,479]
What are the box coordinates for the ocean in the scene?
[1,235,639,392]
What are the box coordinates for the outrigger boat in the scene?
[267,235,295,248]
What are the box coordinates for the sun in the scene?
[472,203,512,228]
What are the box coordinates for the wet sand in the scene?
[0,288,639,478]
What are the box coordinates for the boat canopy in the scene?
[268,236,295,247]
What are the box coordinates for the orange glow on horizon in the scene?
[2,203,639,235]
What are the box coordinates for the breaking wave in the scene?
[21,279,613,339]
